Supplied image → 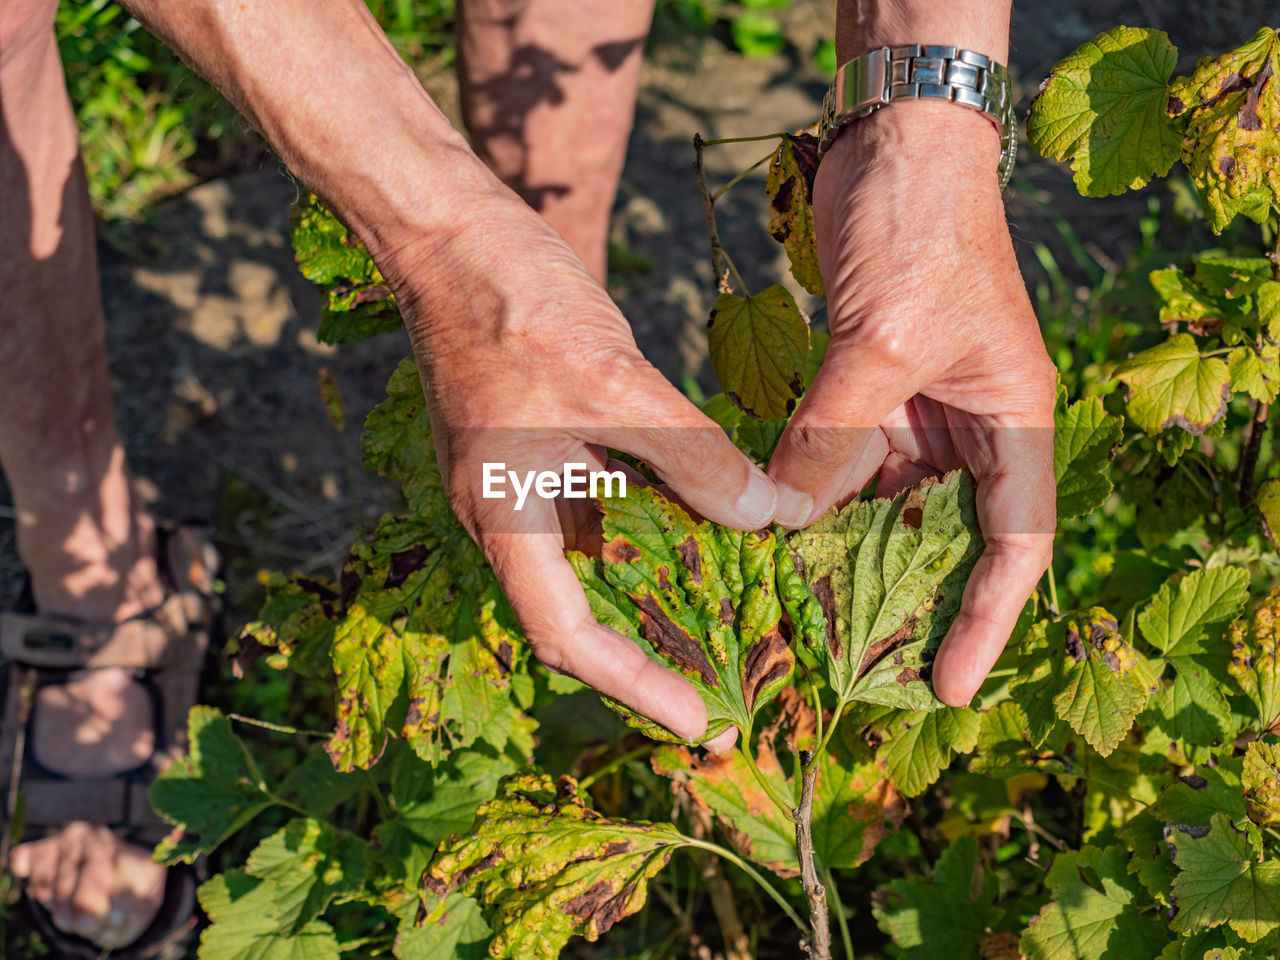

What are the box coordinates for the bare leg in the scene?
[457,0,655,282]
[1,0,166,947]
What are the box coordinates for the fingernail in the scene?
[773,484,814,528]
[9,847,28,876]
[734,467,777,528]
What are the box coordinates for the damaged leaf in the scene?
[290,193,401,344]
[244,819,367,936]
[1012,608,1159,756]
[1242,741,1280,828]
[1258,479,1280,548]
[1114,333,1232,436]
[569,485,794,742]
[707,284,810,421]
[1167,28,1280,232]
[1026,26,1183,196]
[1170,813,1280,943]
[764,133,824,296]
[1228,588,1280,735]
[875,707,981,798]
[424,773,686,960]
[786,470,985,711]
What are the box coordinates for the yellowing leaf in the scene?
[1027,26,1183,196]
[1114,333,1231,435]
[1228,588,1280,735]
[424,773,686,960]
[707,284,810,420]
[1242,741,1280,828]
[1167,28,1280,233]
[876,707,981,798]
[569,486,794,742]
[1011,609,1159,756]
[1229,345,1280,403]
[1171,813,1280,943]
[786,470,985,711]
[1258,479,1280,548]
[765,133,824,296]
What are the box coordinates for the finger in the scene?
[704,727,738,756]
[51,824,90,931]
[877,452,941,498]
[593,373,776,530]
[767,341,922,527]
[931,431,1055,707]
[10,841,32,878]
[480,497,709,742]
[66,828,116,943]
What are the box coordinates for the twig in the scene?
[739,736,796,818]
[693,134,748,295]
[795,750,831,960]
[1238,399,1270,501]
[682,837,810,936]
[824,867,855,960]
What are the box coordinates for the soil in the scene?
[0,1,1268,632]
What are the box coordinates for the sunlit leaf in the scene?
[707,285,810,420]
[196,870,340,960]
[1228,588,1280,735]
[395,893,490,960]
[875,707,980,798]
[1167,28,1280,233]
[424,773,686,960]
[569,485,794,742]
[1026,26,1183,196]
[1242,740,1280,828]
[1229,345,1280,403]
[1055,388,1123,519]
[1171,813,1280,943]
[1114,333,1231,435]
[245,819,367,935]
[1258,480,1280,548]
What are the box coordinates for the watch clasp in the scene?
[834,46,892,121]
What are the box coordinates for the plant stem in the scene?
[805,700,846,773]
[1239,399,1270,501]
[681,837,811,935]
[227,712,328,738]
[739,737,795,818]
[699,132,790,146]
[712,149,776,203]
[578,744,653,791]
[1045,563,1060,618]
[795,750,832,959]
[824,867,855,960]
[693,133,748,295]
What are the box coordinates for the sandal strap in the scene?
[0,595,207,670]
[14,777,165,832]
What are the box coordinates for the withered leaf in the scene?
[1229,587,1280,736]
[785,470,984,711]
[707,285,811,421]
[424,773,686,960]
[764,133,824,296]
[569,486,794,742]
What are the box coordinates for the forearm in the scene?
[835,1,1011,61]
[118,0,504,291]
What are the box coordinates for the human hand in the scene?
[768,103,1057,707]
[383,191,777,750]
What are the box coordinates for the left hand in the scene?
[767,102,1057,707]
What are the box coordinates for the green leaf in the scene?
[1228,589,1280,735]
[361,357,451,520]
[395,893,490,960]
[244,819,366,935]
[874,835,1001,959]
[1229,345,1280,403]
[1021,844,1171,959]
[197,870,341,960]
[707,285,810,420]
[730,11,785,58]
[1011,609,1159,756]
[1242,740,1280,828]
[1138,568,1250,658]
[1257,479,1280,548]
[1055,389,1124,519]
[569,485,794,741]
[876,707,981,797]
[786,470,985,710]
[424,773,687,960]
[289,193,400,344]
[1026,26,1183,196]
[1167,28,1280,233]
[1171,813,1280,943]
[1114,334,1232,436]
[1148,657,1233,745]
[765,134,824,296]
[149,706,273,866]
[1152,758,1247,830]
[1149,263,1260,341]
[970,701,1081,779]
[653,717,904,875]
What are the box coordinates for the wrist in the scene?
[835,1,1012,65]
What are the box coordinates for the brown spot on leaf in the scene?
[895,667,922,685]
[809,574,842,658]
[386,543,430,589]
[718,597,735,626]
[1238,60,1273,131]
[1166,95,1185,115]
[495,640,513,675]
[742,626,793,710]
[901,506,923,529]
[657,565,672,591]
[1065,625,1087,662]
[599,841,633,857]
[769,174,796,220]
[603,539,641,564]
[857,616,919,678]
[633,594,717,685]
[1180,774,1208,790]
[1220,155,1238,178]
[1173,823,1211,839]
[675,536,702,584]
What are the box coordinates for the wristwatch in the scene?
[817,45,1017,190]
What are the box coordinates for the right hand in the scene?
[382,190,777,750]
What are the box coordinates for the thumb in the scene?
[593,375,777,531]
[767,342,918,527]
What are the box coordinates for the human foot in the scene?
[9,515,171,949]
